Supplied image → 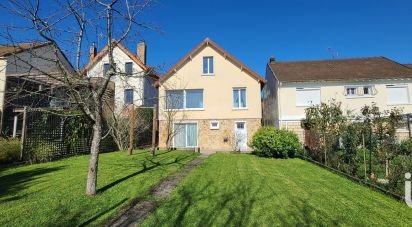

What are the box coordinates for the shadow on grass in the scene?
[78,198,128,227]
[147,179,267,226]
[51,198,128,227]
[147,177,342,226]
[97,153,194,194]
[0,166,65,201]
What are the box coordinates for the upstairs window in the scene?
[103,63,116,76]
[345,85,375,97]
[166,90,184,109]
[103,63,110,76]
[233,88,247,108]
[125,62,133,76]
[166,89,204,109]
[203,56,214,75]
[296,88,320,107]
[186,89,204,109]
[387,84,409,104]
[124,89,134,105]
[346,87,357,96]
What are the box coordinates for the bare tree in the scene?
[105,105,153,152]
[160,82,187,150]
[1,0,156,195]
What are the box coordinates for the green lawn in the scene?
[142,153,412,226]
[0,150,198,226]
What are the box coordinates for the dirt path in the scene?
[106,155,207,227]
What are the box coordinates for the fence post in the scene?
[20,106,28,161]
[407,114,411,138]
[128,106,135,155]
[151,104,158,156]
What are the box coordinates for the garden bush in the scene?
[0,138,21,163]
[388,155,412,195]
[27,143,54,163]
[251,127,301,158]
[398,138,412,155]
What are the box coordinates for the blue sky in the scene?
[1,0,412,77]
[140,0,412,76]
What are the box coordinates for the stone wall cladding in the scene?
[280,121,304,142]
[158,119,261,152]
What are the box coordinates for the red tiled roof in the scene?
[269,57,412,82]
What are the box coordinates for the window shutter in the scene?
[296,88,320,106]
[387,85,409,104]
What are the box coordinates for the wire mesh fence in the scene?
[300,114,412,199]
[22,108,117,163]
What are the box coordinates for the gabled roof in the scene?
[157,38,265,86]
[269,57,412,83]
[81,40,158,78]
[268,57,412,82]
[0,42,50,57]
[404,64,412,68]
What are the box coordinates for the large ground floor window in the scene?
[174,123,198,148]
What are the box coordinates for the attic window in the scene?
[203,56,214,75]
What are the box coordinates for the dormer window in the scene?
[203,56,214,75]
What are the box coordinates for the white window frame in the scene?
[172,121,199,148]
[295,87,321,107]
[344,85,375,98]
[233,87,247,109]
[386,84,409,105]
[124,88,134,105]
[125,62,133,76]
[362,85,373,96]
[165,89,204,111]
[202,56,214,75]
[209,120,220,130]
[345,86,357,97]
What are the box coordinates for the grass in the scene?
[0,150,198,226]
[142,153,412,226]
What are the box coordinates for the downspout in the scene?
[278,80,282,129]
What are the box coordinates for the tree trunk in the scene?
[128,107,134,155]
[86,111,102,196]
[385,157,389,178]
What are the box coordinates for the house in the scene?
[0,42,76,136]
[83,40,158,112]
[262,56,412,141]
[156,38,265,152]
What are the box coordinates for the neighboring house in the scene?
[0,42,76,136]
[156,38,265,152]
[263,57,412,141]
[83,40,158,112]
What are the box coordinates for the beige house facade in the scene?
[157,38,265,152]
[263,57,412,142]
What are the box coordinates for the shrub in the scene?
[251,127,301,158]
[0,138,21,163]
[28,143,54,163]
[388,155,412,195]
[398,138,412,155]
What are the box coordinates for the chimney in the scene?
[137,40,147,64]
[89,43,97,62]
[269,56,276,63]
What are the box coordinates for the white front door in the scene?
[234,121,247,151]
